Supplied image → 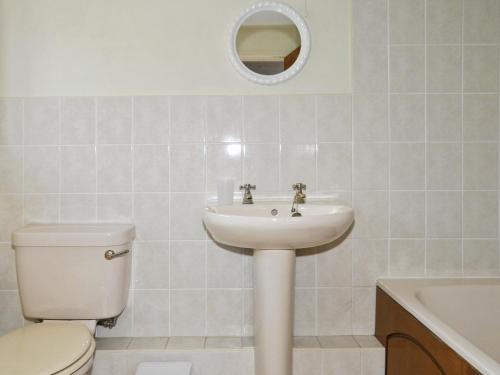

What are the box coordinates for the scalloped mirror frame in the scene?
[228,1,311,85]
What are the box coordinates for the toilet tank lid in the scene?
[12,224,136,247]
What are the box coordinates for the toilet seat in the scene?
[0,322,95,375]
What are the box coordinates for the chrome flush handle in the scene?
[104,249,130,260]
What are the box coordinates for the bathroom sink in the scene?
[203,203,354,250]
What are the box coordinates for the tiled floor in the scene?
[92,336,385,375]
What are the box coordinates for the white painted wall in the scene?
[0,0,351,97]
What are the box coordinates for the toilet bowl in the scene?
[0,223,136,375]
[0,322,96,375]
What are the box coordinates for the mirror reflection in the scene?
[236,11,301,75]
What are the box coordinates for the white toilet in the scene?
[0,223,135,375]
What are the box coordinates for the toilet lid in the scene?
[0,322,93,375]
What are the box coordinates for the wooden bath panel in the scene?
[375,287,481,375]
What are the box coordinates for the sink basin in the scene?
[203,203,354,250]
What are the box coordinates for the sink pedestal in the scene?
[254,249,296,375]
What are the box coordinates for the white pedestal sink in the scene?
[203,202,354,375]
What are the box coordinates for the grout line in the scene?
[460,0,465,276]
[57,97,62,223]
[130,96,136,336]
[167,95,172,337]
[387,0,392,277]
[423,0,428,277]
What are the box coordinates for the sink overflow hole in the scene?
[271,209,278,216]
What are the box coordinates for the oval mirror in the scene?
[229,2,311,85]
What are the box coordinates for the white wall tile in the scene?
[61,97,95,145]
[463,46,499,93]
[24,97,59,145]
[133,242,169,289]
[97,193,132,222]
[352,239,388,287]
[389,0,425,44]
[463,191,498,238]
[243,96,279,143]
[352,191,389,239]
[294,288,316,336]
[390,191,425,238]
[317,95,352,142]
[463,94,499,141]
[295,250,316,287]
[323,350,361,375]
[463,0,500,43]
[279,96,316,144]
[390,46,425,93]
[133,96,169,145]
[361,348,385,375]
[0,98,23,145]
[463,240,500,276]
[170,144,205,192]
[427,143,462,190]
[133,145,169,192]
[96,97,132,144]
[317,240,352,287]
[170,193,206,240]
[97,145,132,193]
[170,290,206,336]
[23,146,60,193]
[353,94,388,142]
[353,45,388,93]
[427,94,461,141]
[426,239,462,276]
[0,147,22,193]
[60,194,96,222]
[206,143,242,192]
[353,143,388,190]
[317,288,352,335]
[280,144,316,192]
[463,143,498,190]
[206,290,242,336]
[206,96,242,143]
[23,194,59,224]
[317,143,352,191]
[170,96,205,143]
[0,291,23,335]
[170,241,205,289]
[390,94,425,141]
[390,143,425,190]
[243,144,279,192]
[427,0,463,44]
[0,244,17,290]
[207,241,242,288]
[352,287,375,335]
[390,239,426,276]
[427,191,461,238]
[134,193,169,240]
[352,0,387,45]
[61,146,96,193]
[426,46,462,93]
[133,290,170,337]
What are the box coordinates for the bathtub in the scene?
[377,278,500,375]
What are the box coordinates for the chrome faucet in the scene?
[239,184,256,204]
[292,183,306,204]
[291,183,306,216]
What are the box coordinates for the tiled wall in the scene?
[0,0,499,338]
